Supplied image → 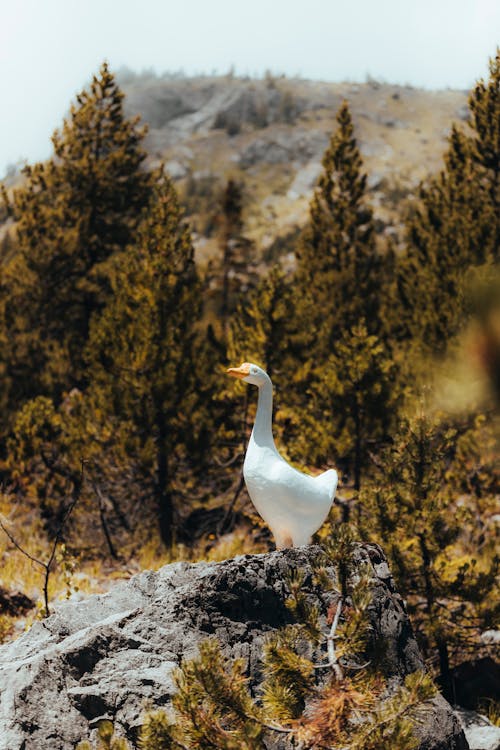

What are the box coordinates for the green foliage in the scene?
[360,408,499,687]
[295,101,385,352]
[1,50,499,735]
[139,710,178,749]
[6,395,81,533]
[2,62,150,408]
[76,719,131,750]
[86,168,212,546]
[228,264,296,382]
[171,639,264,749]
[320,525,373,659]
[9,395,62,463]
[285,567,322,642]
[261,627,315,719]
[284,102,397,474]
[4,144,220,552]
[468,50,500,255]
[336,566,373,661]
[214,178,254,338]
[126,543,435,749]
[308,322,398,487]
[397,50,500,353]
[346,671,436,750]
[226,263,300,459]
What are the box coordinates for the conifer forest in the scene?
[0,50,499,750]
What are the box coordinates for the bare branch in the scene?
[312,596,344,679]
[90,477,119,559]
[0,517,46,569]
[217,471,245,535]
[0,459,84,616]
[327,597,344,680]
[213,451,243,468]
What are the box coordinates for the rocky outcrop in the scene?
[239,128,328,167]
[0,544,467,749]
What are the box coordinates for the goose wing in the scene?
[266,458,337,513]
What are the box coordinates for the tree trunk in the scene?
[437,637,453,702]
[221,238,231,338]
[418,534,451,692]
[353,402,362,492]
[155,406,173,548]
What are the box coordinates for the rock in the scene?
[0,545,467,750]
[286,160,322,199]
[481,631,500,646]
[360,138,394,160]
[163,160,187,180]
[123,81,203,128]
[366,171,385,190]
[379,116,408,128]
[456,709,500,750]
[457,104,471,122]
[239,129,328,167]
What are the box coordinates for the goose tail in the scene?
[315,468,338,502]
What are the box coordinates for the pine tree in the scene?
[286,103,395,476]
[397,50,500,353]
[2,62,150,403]
[226,265,297,440]
[360,409,499,695]
[309,323,398,491]
[469,49,500,256]
[228,265,296,382]
[220,179,243,336]
[397,127,487,351]
[295,101,384,357]
[86,169,208,547]
[280,102,391,478]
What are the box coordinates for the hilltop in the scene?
[118,71,468,263]
[1,72,469,266]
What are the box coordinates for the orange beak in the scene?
[227,363,251,379]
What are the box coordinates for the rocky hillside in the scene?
[118,71,469,263]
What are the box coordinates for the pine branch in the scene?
[313,597,344,678]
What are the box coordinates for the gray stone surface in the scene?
[0,544,468,749]
[287,160,322,199]
[239,128,328,167]
[456,709,500,750]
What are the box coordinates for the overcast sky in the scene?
[1,0,499,176]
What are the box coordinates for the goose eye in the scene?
[252,367,258,374]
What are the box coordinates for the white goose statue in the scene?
[227,362,338,548]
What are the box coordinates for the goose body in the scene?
[228,363,338,548]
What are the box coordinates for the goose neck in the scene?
[252,377,275,448]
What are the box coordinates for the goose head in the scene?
[227,362,269,387]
